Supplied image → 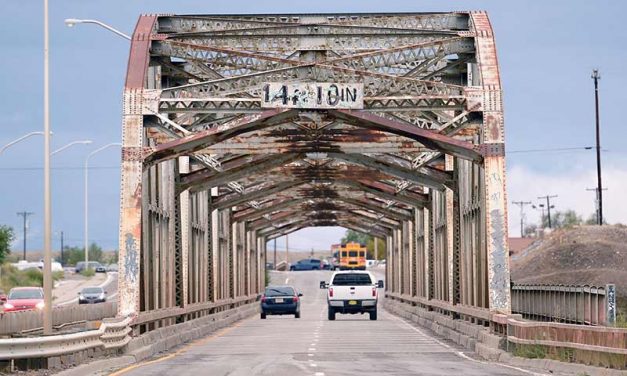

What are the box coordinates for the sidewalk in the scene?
[53,272,108,305]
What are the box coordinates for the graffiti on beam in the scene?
[261,82,364,109]
[124,233,139,284]
[489,209,509,309]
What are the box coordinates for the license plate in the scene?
[275,298,284,303]
[348,300,357,305]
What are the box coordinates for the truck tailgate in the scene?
[331,286,374,301]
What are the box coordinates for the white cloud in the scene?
[506,161,627,235]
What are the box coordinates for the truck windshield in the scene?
[332,273,373,286]
[348,251,358,257]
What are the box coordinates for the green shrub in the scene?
[80,268,95,277]
[513,344,547,359]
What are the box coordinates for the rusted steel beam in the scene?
[213,179,305,210]
[328,152,450,190]
[233,198,307,222]
[336,179,428,208]
[145,109,298,166]
[330,109,482,163]
[118,14,158,318]
[180,153,302,192]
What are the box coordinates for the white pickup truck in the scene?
[320,271,384,321]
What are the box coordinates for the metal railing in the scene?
[0,302,118,336]
[0,316,132,360]
[511,283,616,326]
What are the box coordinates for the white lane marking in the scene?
[310,364,317,367]
[308,353,314,357]
[285,278,289,284]
[315,373,325,376]
[388,313,549,376]
[308,348,316,351]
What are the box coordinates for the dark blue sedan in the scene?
[289,258,323,271]
[260,286,302,319]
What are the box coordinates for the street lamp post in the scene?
[84,143,121,269]
[43,0,53,335]
[64,18,131,40]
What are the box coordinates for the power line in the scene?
[507,146,593,154]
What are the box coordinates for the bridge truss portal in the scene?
[118,11,511,329]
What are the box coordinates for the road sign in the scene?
[261,82,364,109]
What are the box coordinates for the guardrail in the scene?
[385,292,491,322]
[0,302,117,336]
[0,295,259,369]
[0,316,132,361]
[511,283,616,326]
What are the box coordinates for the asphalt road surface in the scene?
[114,270,546,376]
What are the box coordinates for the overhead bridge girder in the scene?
[118,12,511,330]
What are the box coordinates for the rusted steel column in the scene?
[210,188,219,302]
[471,11,511,314]
[179,157,190,308]
[118,15,157,317]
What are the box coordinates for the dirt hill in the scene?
[510,225,627,299]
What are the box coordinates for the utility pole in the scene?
[374,237,378,261]
[17,211,34,260]
[285,234,289,266]
[537,195,558,228]
[60,231,64,266]
[592,69,603,225]
[586,187,608,224]
[273,238,277,270]
[512,201,532,237]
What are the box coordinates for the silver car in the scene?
[78,287,106,304]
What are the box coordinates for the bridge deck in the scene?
[115,271,541,376]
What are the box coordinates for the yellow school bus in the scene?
[339,242,367,270]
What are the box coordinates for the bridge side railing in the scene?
[0,302,118,336]
[511,283,617,326]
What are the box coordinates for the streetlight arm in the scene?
[51,140,92,156]
[85,142,122,165]
[1,131,47,155]
[64,18,131,40]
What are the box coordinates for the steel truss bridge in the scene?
[118,11,511,328]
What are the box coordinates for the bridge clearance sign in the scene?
[261,82,364,109]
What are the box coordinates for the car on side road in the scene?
[289,258,323,271]
[0,289,7,304]
[78,286,107,304]
[76,261,106,274]
[321,271,384,321]
[260,285,302,319]
[3,287,45,312]
[107,263,119,272]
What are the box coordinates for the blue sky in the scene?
[1,1,625,253]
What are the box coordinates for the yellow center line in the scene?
[108,318,249,376]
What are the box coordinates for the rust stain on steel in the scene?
[125,15,158,89]
[147,108,295,165]
[331,109,483,163]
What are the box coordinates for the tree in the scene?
[341,229,370,245]
[62,242,104,266]
[341,229,386,260]
[523,224,538,237]
[585,213,607,225]
[0,225,15,263]
[540,210,582,229]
